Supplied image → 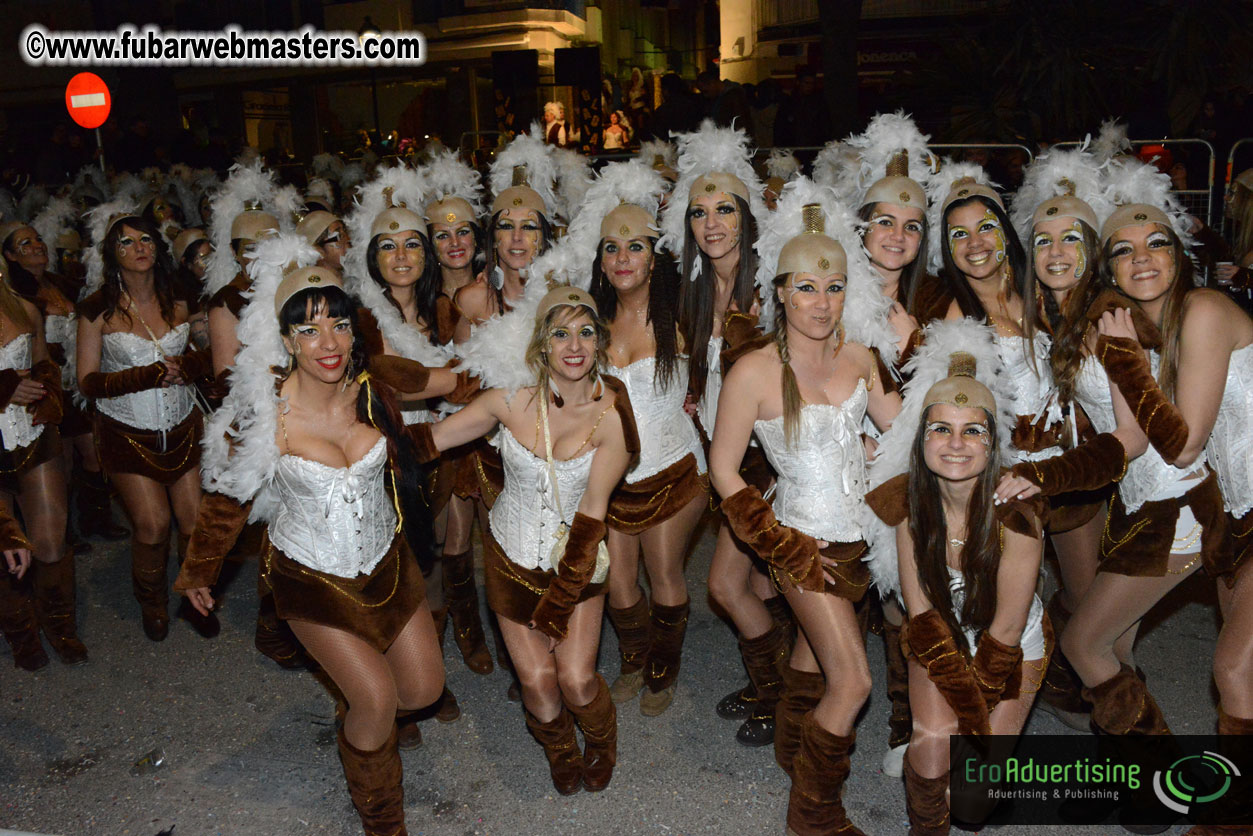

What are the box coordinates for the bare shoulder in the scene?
[841,340,875,371]
[1182,288,1251,338]
[729,342,779,378]
[453,277,492,322]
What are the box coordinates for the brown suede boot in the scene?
[442,549,492,674]
[255,589,312,669]
[32,552,88,664]
[606,594,650,703]
[1084,664,1172,735]
[1039,592,1092,729]
[735,621,789,747]
[396,711,423,750]
[785,712,865,836]
[337,726,408,836]
[641,599,689,716]
[525,707,584,795]
[775,664,826,776]
[882,621,911,776]
[904,754,951,835]
[764,593,798,647]
[131,538,170,641]
[567,675,616,792]
[0,572,48,670]
[75,467,129,541]
[175,533,219,638]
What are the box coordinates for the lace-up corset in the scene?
[753,380,869,543]
[95,323,195,431]
[994,333,1063,462]
[489,425,594,570]
[697,338,722,434]
[1206,342,1253,517]
[0,334,43,450]
[269,436,397,577]
[614,356,705,482]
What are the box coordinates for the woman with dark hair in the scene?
[0,255,81,668]
[869,342,1051,836]
[176,241,446,835]
[296,210,351,276]
[76,212,214,642]
[586,164,708,717]
[658,120,792,745]
[711,192,900,835]
[411,285,635,795]
[170,229,212,350]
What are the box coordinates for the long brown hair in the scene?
[589,241,680,389]
[907,405,1004,654]
[1043,220,1103,409]
[100,216,178,328]
[857,202,930,315]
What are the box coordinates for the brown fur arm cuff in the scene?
[720,311,771,369]
[532,512,607,641]
[446,370,483,405]
[1096,335,1187,461]
[172,492,252,591]
[1011,432,1126,496]
[866,473,910,527]
[903,608,991,735]
[368,354,432,395]
[28,359,64,425]
[972,631,1024,711]
[179,347,215,382]
[0,505,32,553]
[79,362,167,399]
[408,421,440,464]
[720,486,824,592]
[1087,290,1162,350]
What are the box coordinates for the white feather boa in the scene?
[860,318,1016,599]
[203,159,294,299]
[1101,154,1195,247]
[32,196,77,273]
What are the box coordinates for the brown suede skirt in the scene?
[0,425,63,493]
[447,437,504,509]
[93,409,203,484]
[1044,489,1107,534]
[483,527,605,627]
[607,453,708,535]
[263,532,426,654]
[805,538,871,603]
[59,399,93,439]
[1099,471,1231,580]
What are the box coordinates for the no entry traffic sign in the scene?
[65,72,111,129]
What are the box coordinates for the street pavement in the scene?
[0,514,1222,835]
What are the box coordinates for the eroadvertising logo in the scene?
[1153,751,1240,815]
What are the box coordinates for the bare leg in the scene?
[707,523,772,638]
[1214,562,1253,718]
[638,490,705,607]
[16,456,68,564]
[1050,510,1103,612]
[785,589,871,736]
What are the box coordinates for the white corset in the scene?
[697,338,722,434]
[401,407,433,426]
[947,566,1046,659]
[994,333,1063,462]
[753,380,869,543]
[1116,351,1206,512]
[1073,355,1117,435]
[614,356,705,483]
[269,436,397,577]
[489,425,594,571]
[1206,342,1253,517]
[94,324,195,431]
[45,313,78,392]
[0,334,43,451]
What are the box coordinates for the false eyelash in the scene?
[924,421,948,435]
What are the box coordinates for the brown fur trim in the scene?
[445,369,483,405]
[720,310,771,369]
[355,307,387,359]
[208,273,249,317]
[532,512,608,640]
[914,273,954,324]
[93,408,201,483]
[720,485,824,592]
[0,368,21,409]
[1010,413,1064,455]
[1230,512,1253,586]
[1096,335,1187,461]
[607,453,707,534]
[1083,663,1171,735]
[871,346,901,394]
[785,714,862,836]
[993,471,1047,538]
[173,492,252,591]
[600,374,640,473]
[1218,707,1253,736]
[434,294,459,345]
[1012,432,1126,496]
[179,347,215,382]
[897,327,925,372]
[1088,289,1162,350]
[75,290,108,323]
[79,362,166,398]
[408,421,440,464]
[904,608,991,736]
[866,473,910,527]
[28,359,64,425]
[904,756,951,836]
[336,726,407,835]
[775,665,826,776]
[368,354,432,395]
[0,505,31,552]
[972,630,1024,711]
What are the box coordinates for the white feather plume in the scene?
[765,149,801,182]
[636,139,676,170]
[811,140,861,202]
[203,160,287,298]
[312,153,345,182]
[83,196,139,296]
[169,169,203,227]
[552,147,594,225]
[659,120,768,274]
[1101,154,1194,246]
[844,111,939,206]
[74,164,109,199]
[200,233,320,521]
[1009,141,1115,246]
[31,196,77,273]
[339,162,367,198]
[419,148,484,214]
[17,186,49,222]
[861,318,1015,598]
[925,160,1000,274]
[1091,119,1132,164]
[489,125,558,218]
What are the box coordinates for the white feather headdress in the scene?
[420,148,484,215]
[765,149,801,183]
[845,111,938,206]
[925,160,1001,274]
[203,159,293,298]
[168,164,203,227]
[860,318,1015,598]
[552,147,594,225]
[1009,140,1115,246]
[1091,119,1132,164]
[637,139,676,171]
[83,196,139,296]
[31,196,78,273]
[811,140,861,202]
[340,162,367,199]
[489,125,559,219]
[753,176,895,361]
[312,153,345,183]
[658,120,768,272]
[200,233,320,521]
[1100,154,1194,247]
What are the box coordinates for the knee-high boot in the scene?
[785,712,865,836]
[1083,663,1171,735]
[606,594,650,703]
[640,599,689,716]
[32,550,88,664]
[1039,592,1092,727]
[881,620,912,776]
[718,594,797,721]
[524,707,584,795]
[337,726,407,836]
[775,664,826,776]
[1180,709,1253,835]
[0,571,47,670]
[735,621,789,747]
[75,467,128,541]
[441,549,492,674]
[567,675,617,792]
[176,533,219,638]
[904,754,951,836]
[131,538,170,641]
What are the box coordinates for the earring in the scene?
[341,354,355,391]
[284,352,295,375]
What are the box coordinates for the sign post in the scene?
[65,72,111,172]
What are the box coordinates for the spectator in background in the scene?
[626,68,651,138]
[773,68,829,148]
[696,69,752,133]
[645,74,703,141]
[543,101,569,148]
[751,79,782,148]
